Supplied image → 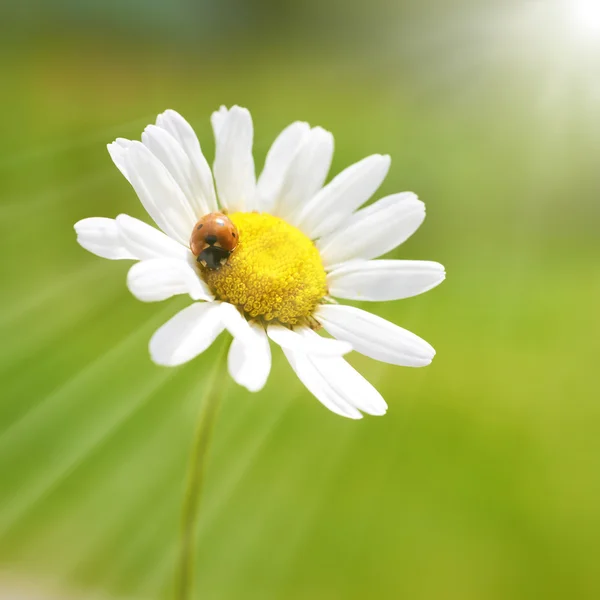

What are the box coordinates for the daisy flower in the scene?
[74,106,445,419]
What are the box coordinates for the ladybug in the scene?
[190,212,238,270]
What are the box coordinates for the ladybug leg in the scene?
[198,246,231,270]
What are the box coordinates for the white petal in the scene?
[327,260,445,302]
[142,124,213,218]
[212,106,256,212]
[281,348,362,419]
[107,138,133,181]
[219,303,272,391]
[316,304,435,367]
[293,328,386,415]
[267,323,352,356]
[127,258,213,303]
[210,105,228,137]
[149,302,225,367]
[296,154,391,239]
[218,302,249,338]
[274,127,334,221]
[318,192,425,266]
[255,121,310,213]
[228,320,271,392]
[74,217,135,260]
[155,110,218,214]
[116,214,189,261]
[307,354,387,416]
[123,141,197,245]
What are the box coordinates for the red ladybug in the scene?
[190,212,238,270]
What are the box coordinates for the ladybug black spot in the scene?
[197,224,203,230]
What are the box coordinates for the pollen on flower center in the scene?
[200,212,327,324]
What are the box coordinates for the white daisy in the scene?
[74,106,445,419]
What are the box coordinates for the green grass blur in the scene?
[1,1,600,599]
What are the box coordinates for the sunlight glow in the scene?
[572,0,600,36]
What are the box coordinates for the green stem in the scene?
[175,336,230,600]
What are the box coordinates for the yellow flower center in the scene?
[201,212,327,325]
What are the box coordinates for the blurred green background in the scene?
[1,0,599,598]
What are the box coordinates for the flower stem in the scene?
[175,336,230,600]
